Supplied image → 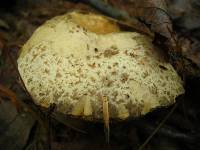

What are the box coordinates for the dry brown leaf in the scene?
[110,0,173,39]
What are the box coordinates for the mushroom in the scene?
[17,11,184,121]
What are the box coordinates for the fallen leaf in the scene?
[110,0,173,38]
[166,0,200,30]
[0,99,35,150]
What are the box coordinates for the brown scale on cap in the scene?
[17,11,184,121]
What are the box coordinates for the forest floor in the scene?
[0,0,200,150]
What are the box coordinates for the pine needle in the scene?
[138,103,178,150]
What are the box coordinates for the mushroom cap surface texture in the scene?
[17,11,184,120]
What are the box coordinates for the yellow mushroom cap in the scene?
[17,11,184,120]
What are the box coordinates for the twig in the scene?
[0,84,20,110]
[138,103,178,150]
[135,119,200,148]
[46,104,56,150]
[102,95,110,143]
[52,113,87,134]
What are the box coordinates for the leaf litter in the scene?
[0,0,200,150]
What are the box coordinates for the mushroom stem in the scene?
[102,95,110,143]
